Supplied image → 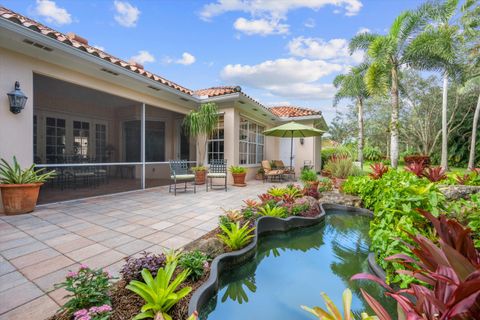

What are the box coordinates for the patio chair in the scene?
[261,160,284,183]
[169,160,196,196]
[274,160,295,181]
[206,159,227,192]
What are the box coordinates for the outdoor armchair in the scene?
[274,160,295,181]
[206,159,227,191]
[261,160,284,182]
[169,160,196,196]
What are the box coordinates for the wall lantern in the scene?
[7,81,28,114]
[300,138,305,145]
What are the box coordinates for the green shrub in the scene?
[321,147,352,168]
[323,157,363,179]
[363,145,383,162]
[218,222,255,250]
[126,262,191,320]
[343,170,445,286]
[317,177,333,192]
[257,203,288,218]
[300,168,318,183]
[447,194,480,248]
[229,166,246,174]
[178,250,208,281]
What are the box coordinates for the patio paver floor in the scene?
[0,180,280,319]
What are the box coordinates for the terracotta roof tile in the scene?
[269,106,322,118]
[0,6,193,96]
[193,86,242,97]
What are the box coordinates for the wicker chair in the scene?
[169,160,196,196]
[261,160,284,182]
[274,160,295,181]
[206,159,227,191]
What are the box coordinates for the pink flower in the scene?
[79,264,89,270]
[73,309,88,319]
[66,271,78,278]
[203,261,210,270]
[77,316,91,320]
[97,304,112,312]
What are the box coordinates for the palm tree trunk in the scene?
[468,93,480,170]
[441,74,449,170]
[390,67,400,168]
[357,97,364,168]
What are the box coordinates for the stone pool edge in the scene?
[188,202,382,315]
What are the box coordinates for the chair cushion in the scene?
[207,172,226,178]
[171,174,195,180]
[266,170,283,175]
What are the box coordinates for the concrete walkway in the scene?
[0,181,279,319]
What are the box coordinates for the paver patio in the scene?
[0,181,280,319]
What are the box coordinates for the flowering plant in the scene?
[73,304,112,320]
[55,264,113,314]
[120,251,166,282]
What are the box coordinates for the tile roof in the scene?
[0,6,193,96]
[269,106,322,118]
[193,86,242,97]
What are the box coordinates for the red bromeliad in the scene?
[423,166,447,182]
[405,161,426,178]
[369,163,389,180]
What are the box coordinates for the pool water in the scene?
[200,211,395,319]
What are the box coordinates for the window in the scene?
[145,121,165,162]
[33,115,37,162]
[207,115,224,164]
[73,121,90,160]
[239,117,264,165]
[95,124,106,162]
[45,117,66,163]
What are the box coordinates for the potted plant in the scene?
[183,103,219,185]
[191,166,207,185]
[255,167,265,180]
[229,166,247,187]
[0,157,55,215]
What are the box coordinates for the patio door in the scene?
[175,119,189,160]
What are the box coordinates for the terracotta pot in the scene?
[232,173,247,187]
[332,178,346,190]
[195,170,206,185]
[0,183,43,215]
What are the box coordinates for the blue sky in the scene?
[2,0,425,121]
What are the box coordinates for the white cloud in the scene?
[200,0,362,20]
[221,58,342,100]
[114,1,140,27]
[176,52,196,65]
[34,0,72,25]
[287,36,364,64]
[93,45,105,51]
[130,50,155,65]
[356,27,371,34]
[304,18,316,28]
[233,17,288,35]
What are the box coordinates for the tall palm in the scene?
[349,11,427,168]
[333,63,370,168]
[183,102,219,166]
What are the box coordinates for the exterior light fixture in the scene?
[7,81,28,114]
[300,138,305,145]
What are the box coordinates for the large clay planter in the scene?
[232,173,247,187]
[195,171,206,185]
[0,183,43,215]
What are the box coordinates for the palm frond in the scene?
[349,33,378,54]
[365,62,390,95]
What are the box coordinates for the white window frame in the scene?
[207,115,224,164]
[239,117,265,166]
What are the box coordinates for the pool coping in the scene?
[188,202,381,315]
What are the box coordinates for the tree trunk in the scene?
[390,67,400,168]
[468,93,480,170]
[357,97,364,168]
[441,74,449,170]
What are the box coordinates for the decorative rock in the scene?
[318,191,362,207]
[189,237,224,258]
[438,185,480,201]
[294,196,320,216]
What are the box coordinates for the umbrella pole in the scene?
[290,133,293,169]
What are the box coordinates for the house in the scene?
[0,6,327,208]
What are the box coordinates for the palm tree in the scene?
[333,63,370,168]
[349,11,428,168]
[183,102,219,166]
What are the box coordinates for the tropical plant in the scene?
[183,103,219,166]
[300,168,318,183]
[317,177,333,192]
[178,250,208,281]
[243,199,260,208]
[257,203,288,218]
[284,184,303,198]
[301,288,377,320]
[163,248,184,265]
[229,166,246,174]
[55,265,112,314]
[0,156,55,184]
[368,163,389,180]
[321,147,353,169]
[363,145,383,162]
[73,305,112,320]
[126,262,191,320]
[191,166,207,172]
[267,187,288,197]
[218,222,255,251]
[352,210,480,320]
[334,64,370,168]
[404,161,426,178]
[423,166,447,182]
[324,157,363,179]
[120,252,167,282]
[448,194,480,247]
[222,208,243,222]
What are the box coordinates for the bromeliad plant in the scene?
[163,248,184,264]
[423,166,447,182]
[126,262,192,320]
[404,161,426,178]
[178,250,209,281]
[257,203,288,218]
[218,222,255,250]
[55,264,112,314]
[352,210,480,320]
[368,163,389,180]
[0,156,55,184]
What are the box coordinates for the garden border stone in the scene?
[188,202,379,315]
